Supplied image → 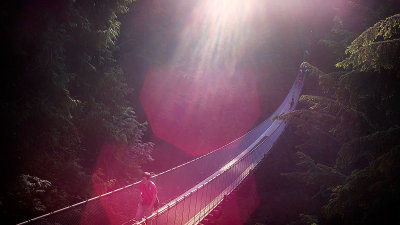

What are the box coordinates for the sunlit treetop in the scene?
[336,13,400,73]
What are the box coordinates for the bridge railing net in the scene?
[138,71,304,225]
[18,70,304,225]
[143,121,288,225]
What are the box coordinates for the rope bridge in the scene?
[18,67,305,225]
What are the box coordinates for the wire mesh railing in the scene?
[136,70,304,225]
[146,121,287,225]
[18,68,305,225]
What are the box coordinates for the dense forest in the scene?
[1,0,400,224]
[1,0,154,223]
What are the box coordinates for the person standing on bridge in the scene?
[290,97,294,109]
[136,172,158,222]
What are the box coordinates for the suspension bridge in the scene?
[18,67,305,225]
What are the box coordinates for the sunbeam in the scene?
[170,0,258,76]
[140,0,262,156]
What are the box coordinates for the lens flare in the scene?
[140,0,261,156]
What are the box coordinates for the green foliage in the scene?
[282,152,345,188]
[318,16,358,62]
[337,14,400,73]
[301,62,343,96]
[288,214,319,225]
[301,63,385,138]
[1,0,153,222]
[324,145,400,225]
[281,93,374,148]
[248,2,400,224]
[336,127,400,173]
[15,175,52,213]
[279,109,339,149]
[279,6,400,225]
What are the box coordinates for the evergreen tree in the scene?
[1,0,153,223]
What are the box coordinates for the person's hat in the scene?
[143,172,151,179]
